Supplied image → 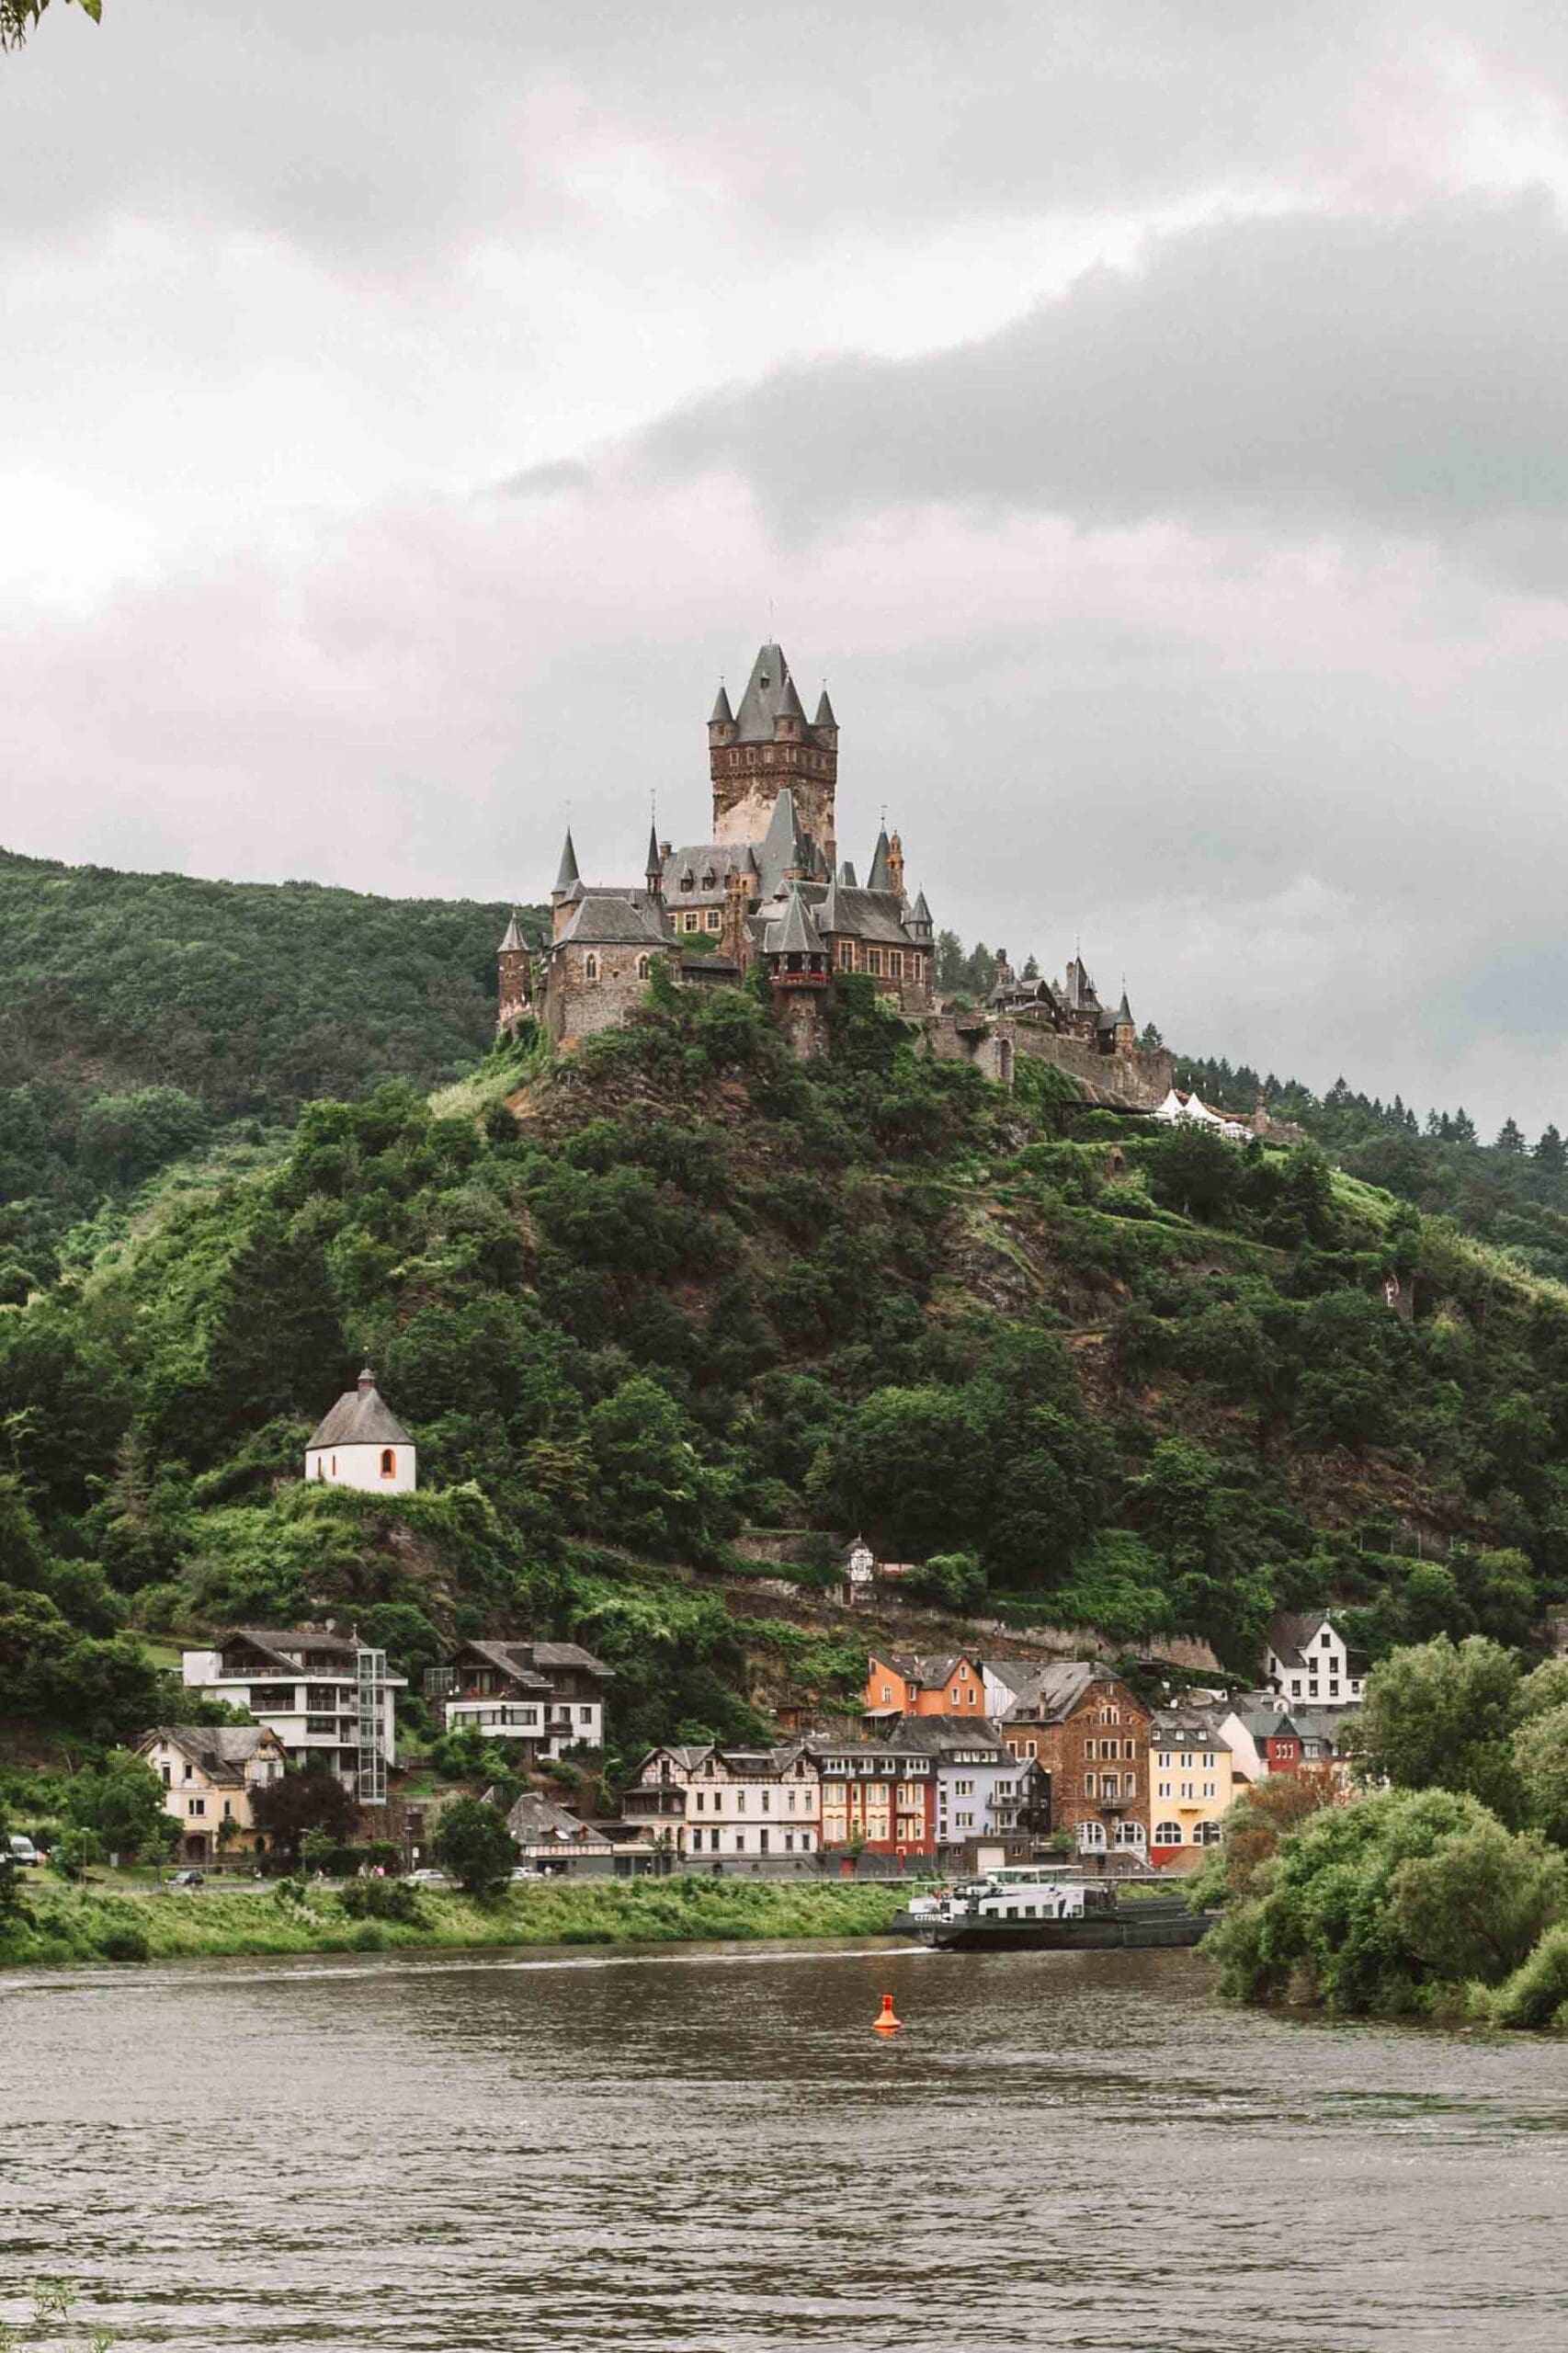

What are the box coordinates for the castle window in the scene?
[584,953,599,981]
[380,1448,396,1479]
[681,873,694,892]
[888,950,903,979]
[701,871,715,891]
[683,913,699,933]
[838,940,853,969]
[705,908,722,931]
[636,955,652,980]
[866,949,881,976]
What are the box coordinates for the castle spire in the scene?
[868,825,892,892]
[645,817,663,888]
[553,827,580,898]
[710,682,733,726]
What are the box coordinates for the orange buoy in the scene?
[872,1993,903,2033]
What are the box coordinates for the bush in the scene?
[339,1876,421,1923]
[1486,1923,1568,2030]
[97,1917,151,1963]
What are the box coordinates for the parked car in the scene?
[408,1868,449,1885]
[509,1866,542,1881]
[167,1868,206,1890]
[6,1835,40,1867]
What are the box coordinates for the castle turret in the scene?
[710,642,837,862]
[1113,988,1137,1057]
[886,829,905,902]
[644,820,664,899]
[497,912,533,1030]
[551,828,581,940]
[907,888,933,945]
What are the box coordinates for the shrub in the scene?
[339,1876,421,1924]
[1486,1923,1568,2030]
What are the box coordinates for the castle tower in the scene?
[305,1369,416,1495]
[496,912,533,1030]
[644,820,663,901]
[710,643,837,866]
[551,827,584,942]
[886,830,905,902]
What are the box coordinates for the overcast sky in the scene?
[7,4,1568,1127]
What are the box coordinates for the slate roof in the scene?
[308,1375,413,1451]
[497,912,528,953]
[732,642,822,744]
[662,840,755,904]
[556,892,675,949]
[142,1726,281,1784]
[451,1638,611,1688]
[765,888,824,958]
[1150,1711,1232,1752]
[505,1790,610,1847]
[881,1715,1011,1759]
[1264,1612,1367,1675]
[805,881,915,947]
[710,683,734,725]
[867,826,892,892]
[217,1625,362,1667]
[814,687,837,728]
[987,1660,1112,1723]
[554,828,580,893]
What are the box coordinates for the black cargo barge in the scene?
[904,1888,1215,1951]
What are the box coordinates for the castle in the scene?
[497,641,1174,1102]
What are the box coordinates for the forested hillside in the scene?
[0,847,545,1285]
[5,968,1567,1770]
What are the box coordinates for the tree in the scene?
[64,1751,175,1861]
[1,0,99,51]
[1349,1635,1524,1820]
[1386,1815,1564,1982]
[1145,1126,1240,1222]
[1535,1125,1567,1175]
[433,1796,517,1896]
[250,1766,358,1862]
[905,1551,985,1610]
[1495,1117,1526,1155]
[300,1825,337,1874]
[1514,1703,1568,1847]
[1138,1020,1164,1050]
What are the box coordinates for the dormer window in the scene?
[701,871,715,891]
[681,872,695,892]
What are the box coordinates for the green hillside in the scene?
[4,970,1566,1773]
[0,847,546,1286]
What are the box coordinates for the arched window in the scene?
[1114,1820,1145,1847]
[1078,1821,1107,1849]
[380,1448,396,1479]
[1153,1821,1184,1847]
[1193,1820,1223,1847]
[636,954,651,980]
[584,953,599,982]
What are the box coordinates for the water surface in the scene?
[6,1941,1567,2350]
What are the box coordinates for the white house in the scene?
[623,1743,821,1861]
[305,1369,416,1494]
[437,1639,611,1756]
[1263,1613,1368,1709]
[180,1625,405,1788]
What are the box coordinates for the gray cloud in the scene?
[641,192,1568,573]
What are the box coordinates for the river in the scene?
[6,1939,1568,2351]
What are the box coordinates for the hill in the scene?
[4,972,1567,1773]
[0,847,546,1286]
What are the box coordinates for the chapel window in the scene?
[380,1448,396,1478]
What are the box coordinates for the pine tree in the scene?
[1495,1117,1526,1155]
[1451,1108,1477,1144]
[1534,1125,1566,1175]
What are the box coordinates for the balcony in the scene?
[623,1790,687,1817]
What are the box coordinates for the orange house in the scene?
[864,1652,987,1721]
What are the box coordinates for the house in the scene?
[623,1743,821,1863]
[1263,1612,1369,1709]
[180,1626,405,1788]
[1219,1693,1358,1791]
[814,1738,935,1859]
[138,1726,288,1864]
[437,1639,612,1756]
[991,1662,1152,1859]
[1147,1711,1234,1870]
[305,1368,415,1494]
[881,1716,1050,1866]
[863,1652,988,1721]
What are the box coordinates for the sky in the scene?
[6,3,1568,1128]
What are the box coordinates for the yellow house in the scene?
[1147,1711,1234,1870]
[138,1726,289,1865]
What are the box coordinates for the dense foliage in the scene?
[0,847,542,1283]
[6,957,1568,1784]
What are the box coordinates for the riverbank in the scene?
[0,1874,915,1968]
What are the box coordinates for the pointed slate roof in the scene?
[645,820,662,876]
[769,886,824,958]
[553,828,580,894]
[867,826,892,892]
[838,859,858,887]
[308,1371,413,1451]
[756,787,810,897]
[1117,988,1134,1022]
[733,642,794,743]
[557,893,674,949]
[778,670,808,724]
[814,687,836,728]
[710,683,734,725]
[498,912,528,953]
[911,889,931,924]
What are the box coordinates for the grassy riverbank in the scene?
[0,1876,915,1968]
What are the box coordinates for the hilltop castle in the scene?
[497,641,1174,1102]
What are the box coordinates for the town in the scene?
[114,1370,1365,1889]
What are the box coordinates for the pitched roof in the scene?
[881,1715,1011,1758]
[1265,1612,1334,1670]
[867,826,892,892]
[214,1625,363,1668]
[557,892,674,948]
[710,683,734,725]
[910,889,931,923]
[141,1726,282,1783]
[733,642,803,743]
[553,827,580,893]
[987,1660,1123,1723]
[814,687,837,729]
[767,887,824,958]
[1149,1711,1232,1751]
[308,1373,412,1452]
[809,882,918,947]
[498,912,528,953]
[504,1790,610,1847]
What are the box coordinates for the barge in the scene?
[903,1870,1215,1951]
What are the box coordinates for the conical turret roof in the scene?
[498,911,527,953]
[553,827,580,894]
[645,820,662,877]
[814,687,837,728]
[911,889,931,923]
[777,670,808,724]
[868,826,892,892]
[710,683,733,725]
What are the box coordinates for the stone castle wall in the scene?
[1008,1024,1174,1108]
